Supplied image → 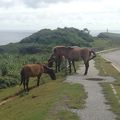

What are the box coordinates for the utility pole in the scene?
[107,28,108,33]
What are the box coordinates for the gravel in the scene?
[65,60,116,120]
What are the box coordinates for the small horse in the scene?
[48,46,96,75]
[20,63,56,92]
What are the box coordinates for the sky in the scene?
[0,0,120,31]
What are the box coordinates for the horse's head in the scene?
[43,65,56,80]
[48,58,55,67]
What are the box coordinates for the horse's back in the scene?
[67,47,90,60]
[67,47,81,60]
[22,64,44,77]
[53,46,67,57]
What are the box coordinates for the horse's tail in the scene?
[89,49,96,61]
[20,69,25,86]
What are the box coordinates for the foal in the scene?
[20,63,56,92]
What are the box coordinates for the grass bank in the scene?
[95,55,120,120]
[0,71,86,120]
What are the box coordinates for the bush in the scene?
[0,64,8,76]
[0,76,19,89]
[19,46,42,54]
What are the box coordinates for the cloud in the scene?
[0,0,100,8]
[0,0,13,8]
[0,0,120,30]
[0,0,75,8]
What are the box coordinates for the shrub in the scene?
[0,64,8,76]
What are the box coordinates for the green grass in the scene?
[95,55,120,120]
[0,53,50,89]
[95,55,120,81]
[101,83,120,120]
[0,52,86,120]
[92,38,112,49]
[47,110,80,120]
[91,38,120,51]
[0,71,86,120]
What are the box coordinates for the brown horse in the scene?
[48,46,67,72]
[20,63,56,92]
[66,47,96,75]
[48,46,96,75]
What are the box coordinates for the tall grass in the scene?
[0,52,87,120]
[95,55,120,119]
[0,53,49,88]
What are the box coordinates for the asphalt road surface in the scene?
[101,50,120,71]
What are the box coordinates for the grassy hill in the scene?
[0,27,94,54]
[91,32,120,51]
[20,27,93,46]
[97,32,120,42]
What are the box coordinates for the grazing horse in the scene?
[20,63,56,92]
[48,46,96,75]
[48,46,68,72]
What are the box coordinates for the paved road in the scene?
[101,50,120,71]
[66,60,116,120]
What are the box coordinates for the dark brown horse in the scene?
[48,46,66,72]
[20,63,56,92]
[48,46,96,75]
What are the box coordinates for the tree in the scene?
[83,28,90,34]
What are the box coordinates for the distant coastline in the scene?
[0,29,120,45]
[0,30,35,45]
[90,30,120,36]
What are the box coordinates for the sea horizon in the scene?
[0,29,120,46]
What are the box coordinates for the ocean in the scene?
[0,30,35,45]
[0,30,120,45]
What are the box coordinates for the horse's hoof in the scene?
[84,72,87,75]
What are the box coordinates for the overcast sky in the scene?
[0,0,120,31]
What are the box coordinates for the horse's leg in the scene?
[56,55,61,72]
[58,59,61,72]
[65,59,68,75]
[84,61,89,75]
[72,60,76,73]
[55,60,58,73]
[37,75,41,86]
[23,79,26,92]
[68,60,72,73]
[26,78,29,92]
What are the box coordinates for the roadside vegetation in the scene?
[0,27,120,119]
[0,68,86,120]
[95,55,120,120]
[0,52,86,120]
[0,27,92,119]
[97,32,120,48]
